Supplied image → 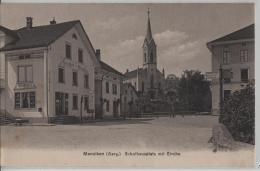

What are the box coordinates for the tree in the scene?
[176,70,211,112]
[219,83,255,144]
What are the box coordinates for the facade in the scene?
[121,83,139,117]
[95,50,124,118]
[0,18,99,122]
[124,10,165,99]
[207,24,255,115]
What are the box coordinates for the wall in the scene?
[101,71,121,118]
[47,25,96,118]
[210,40,255,114]
[121,83,138,116]
[4,48,45,118]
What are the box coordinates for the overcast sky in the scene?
[0,3,254,76]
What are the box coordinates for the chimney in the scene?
[95,49,101,61]
[26,17,33,29]
[50,17,56,25]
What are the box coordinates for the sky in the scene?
[0,3,254,76]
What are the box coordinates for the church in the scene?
[124,10,165,99]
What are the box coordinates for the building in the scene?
[124,10,165,100]
[121,83,139,117]
[0,18,99,122]
[207,24,255,115]
[95,50,124,119]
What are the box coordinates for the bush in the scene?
[219,83,255,144]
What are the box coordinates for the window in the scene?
[106,82,109,93]
[142,82,145,92]
[223,50,230,64]
[84,74,89,88]
[18,65,33,83]
[72,71,78,86]
[112,84,117,95]
[15,92,35,109]
[158,82,161,89]
[72,33,77,40]
[150,53,153,63]
[240,50,248,63]
[84,96,89,111]
[150,75,154,88]
[73,95,78,110]
[224,90,231,100]
[144,52,146,62]
[134,82,136,88]
[65,43,71,59]
[15,93,20,108]
[125,90,127,94]
[58,68,65,83]
[223,69,232,83]
[241,69,249,82]
[19,54,31,60]
[78,49,83,63]
[106,100,109,112]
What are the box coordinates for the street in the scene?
[1,115,255,167]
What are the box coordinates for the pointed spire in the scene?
[146,8,153,42]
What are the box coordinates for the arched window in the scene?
[150,53,153,63]
[150,75,154,88]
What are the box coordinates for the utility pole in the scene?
[219,64,223,115]
[80,95,83,123]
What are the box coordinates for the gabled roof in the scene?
[0,25,19,40]
[100,61,124,77]
[208,24,254,45]
[0,20,80,51]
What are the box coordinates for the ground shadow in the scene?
[77,118,154,126]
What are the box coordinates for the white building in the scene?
[0,18,99,122]
[207,24,255,115]
[94,50,124,119]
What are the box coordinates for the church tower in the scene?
[143,9,157,70]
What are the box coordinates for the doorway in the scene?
[55,92,68,115]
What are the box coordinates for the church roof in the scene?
[124,67,163,79]
[145,9,153,42]
[124,68,146,78]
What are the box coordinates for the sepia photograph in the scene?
[0,2,256,168]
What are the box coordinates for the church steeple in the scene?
[143,8,157,69]
[146,8,153,42]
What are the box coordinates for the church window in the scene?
[142,82,145,92]
[144,52,146,62]
[150,75,154,88]
[150,53,153,63]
